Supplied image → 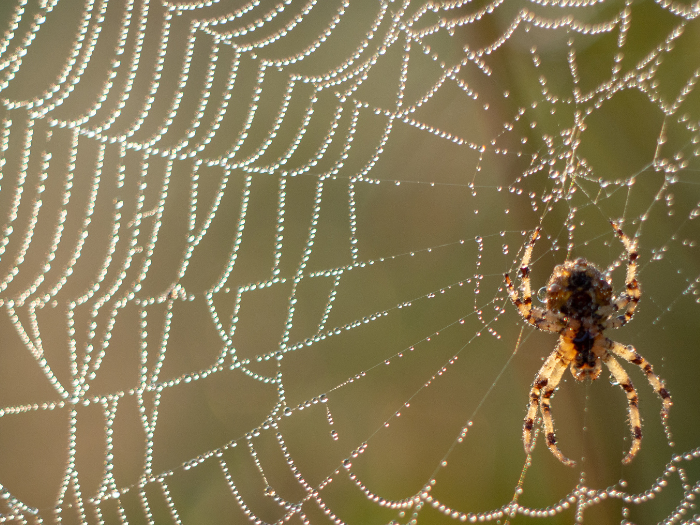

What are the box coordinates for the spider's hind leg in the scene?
[505,228,564,333]
[516,227,541,301]
[505,228,541,325]
[608,221,641,328]
[505,274,563,332]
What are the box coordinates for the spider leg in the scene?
[523,342,576,466]
[518,227,541,301]
[601,352,642,464]
[607,338,672,417]
[607,221,641,329]
[505,228,564,333]
[505,274,563,332]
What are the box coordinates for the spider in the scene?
[505,222,672,466]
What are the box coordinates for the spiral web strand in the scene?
[0,0,699,523]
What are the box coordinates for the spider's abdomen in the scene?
[544,258,613,320]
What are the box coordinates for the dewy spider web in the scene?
[0,0,699,523]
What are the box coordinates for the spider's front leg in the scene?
[523,340,577,467]
[601,353,642,464]
[607,339,672,417]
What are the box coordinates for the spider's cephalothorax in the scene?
[505,222,672,466]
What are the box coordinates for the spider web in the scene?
[0,0,699,523]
